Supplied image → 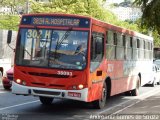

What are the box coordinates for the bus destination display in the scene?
[21,16,90,28]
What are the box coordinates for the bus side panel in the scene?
[107,60,138,96]
[87,82,103,102]
[87,60,107,102]
[110,76,137,96]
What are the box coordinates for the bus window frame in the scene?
[90,32,104,72]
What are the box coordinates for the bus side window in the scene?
[90,33,104,72]
[122,35,126,59]
[106,30,116,60]
[91,35,104,62]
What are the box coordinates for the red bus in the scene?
[9,13,153,109]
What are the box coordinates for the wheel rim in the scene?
[136,79,140,94]
[101,86,107,102]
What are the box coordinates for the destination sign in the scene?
[21,16,90,28]
[33,17,80,26]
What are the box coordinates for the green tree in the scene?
[153,30,160,47]
[135,18,160,47]
[0,15,20,30]
[134,0,160,34]
[0,0,141,34]
[0,0,26,30]
[30,0,118,23]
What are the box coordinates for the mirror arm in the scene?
[7,44,15,51]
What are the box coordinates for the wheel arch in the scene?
[138,72,141,86]
[104,76,111,98]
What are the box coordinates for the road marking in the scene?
[98,86,160,115]
[0,91,7,94]
[110,101,140,115]
[0,87,160,112]
[0,100,39,111]
[136,87,160,100]
[97,98,133,115]
[111,88,160,115]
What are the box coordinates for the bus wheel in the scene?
[157,80,160,85]
[3,86,11,90]
[131,76,140,96]
[124,91,132,96]
[39,96,53,105]
[93,83,107,109]
[151,78,156,87]
[0,71,2,84]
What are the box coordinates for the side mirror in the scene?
[7,30,12,44]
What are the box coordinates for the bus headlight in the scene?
[78,84,84,89]
[16,79,21,84]
[68,84,85,90]
[16,79,26,86]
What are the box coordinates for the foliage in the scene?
[30,0,138,31]
[30,0,117,22]
[0,15,20,30]
[0,0,25,30]
[134,0,160,34]
[153,30,160,47]
[0,0,138,31]
[134,18,160,47]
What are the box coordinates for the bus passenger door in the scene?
[89,32,105,101]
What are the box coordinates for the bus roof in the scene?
[91,17,153,41]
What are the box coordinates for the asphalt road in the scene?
[0,85,160,120]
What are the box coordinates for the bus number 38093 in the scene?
[57,71,73,76]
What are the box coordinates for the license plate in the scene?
[68,92,81,98]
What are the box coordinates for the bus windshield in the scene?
[16,28,88,70]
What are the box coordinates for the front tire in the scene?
[39,96,53,105]
[93,82,107,109]
[0,71,2,85]
[151,78,156,87]
[3,86,11,90]
[157,80,160,85]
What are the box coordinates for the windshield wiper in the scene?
[54,28,72,59]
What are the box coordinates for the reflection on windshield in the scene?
[16,29,88,70]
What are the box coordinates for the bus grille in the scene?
[31,82,45,86]
[33,90,61,96]
[28,72,70,78]
[22,71,76,78]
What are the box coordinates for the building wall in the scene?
[0,7,11,14]
[104,1,142,22]
[0,29,17,73]
[0,30,17,59]
[111,7,142,21]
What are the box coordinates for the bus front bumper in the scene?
[12,81,88,102]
